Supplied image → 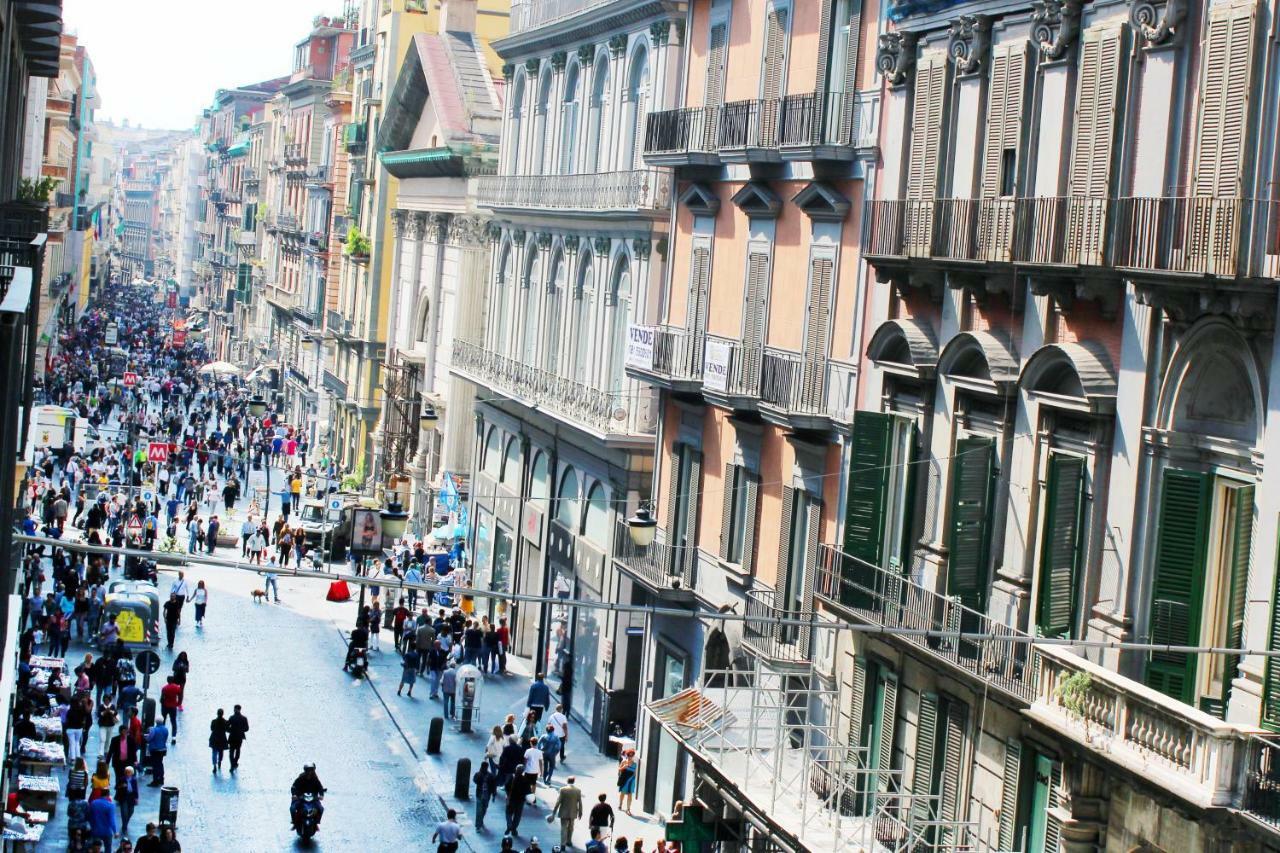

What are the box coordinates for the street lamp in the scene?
[380,499,409,541]
[247,396,267,418]
[626,503,657,548]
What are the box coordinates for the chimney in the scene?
[440,0,477,34]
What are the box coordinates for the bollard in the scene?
[427,716,444,754]
[454,757,471,800]
[142,697,156,729]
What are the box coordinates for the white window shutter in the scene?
[905,52,948,256]
[1065,24,1123,265]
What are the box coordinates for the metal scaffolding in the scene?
[648,659,984,852]
[380,360,420,482]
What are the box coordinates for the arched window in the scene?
[501,437,521,485]
[586,54,610,172]
[493,245,513,354]
[560,62,581,174]
[533,71,553,175]
[606,257,632,394]
[521,247,541,365]
[530,452,551,507]
[508,73,526,174]
[543,250,566,373]
[414,292,430,344]
[623,47,649,170]
[583,482,609,545]
[556,467,580,528]
[482,427,502,476]
[569,255,596,383]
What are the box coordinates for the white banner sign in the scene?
[703,338,731,392]
[625,324,654,371]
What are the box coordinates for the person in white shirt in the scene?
[548,704,569,761]
[522,741,543,800]
[170,571,190,605]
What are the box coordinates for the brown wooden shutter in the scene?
[705,22,729,108]
[1065,24,1124,265]
[905,52,948,256]
[978,42,1027,261]
[801,255,834,408]
[1188,0,1257,274]
[663,447,680,560]
[778,485,795,582]
[910,692,940,825]
[742,249,770,385]
[997,739,1023,851]
[719,463,736,559]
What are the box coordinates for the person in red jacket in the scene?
[159,677,181,741]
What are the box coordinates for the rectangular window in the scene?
[723,465,749,563]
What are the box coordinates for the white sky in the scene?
[63,0,335,131]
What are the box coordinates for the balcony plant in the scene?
[344,225,371,259]
[17,176,58,204]
[341,458,366,491]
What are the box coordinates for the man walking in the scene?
[228,705,249,770]
[144,718,168,786]
[538,724,561,784]
[431,808,462,853]
[551,775,583,850]
[115,766,138,836]
[548,703,570,762]
[86,789,118,849]
[159,677,181,739]
[161,594,182,651]
[588,793,614,842]
[473,758,495,833]
[441,664,457,719]
[527,672,552,723]
[415,619,435,675]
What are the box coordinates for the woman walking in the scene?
[189,581,208,628]
[616,748,638,815]
[209,708,229,773]
[369,600,382,651]
[172,652,190,710]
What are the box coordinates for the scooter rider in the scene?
[290,763,326,829]
[344,625,369,672]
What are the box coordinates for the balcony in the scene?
[643,91,880,167]
[507,0,613,34]
[742,587,812,667]
[451,338,656,441]
[1029,645,1272,813]
[758,347,857,429]
[304,163,331,186]
[611,519,696,600]
[623,324,704,392]
[476,169,670,218]
[344,122,367,153]
[235,230,257,248]
[865,195,1280,281]
[700,335,761,410]
[243,168,259,186]
[284,144,307,165]
[814,543,1035,702]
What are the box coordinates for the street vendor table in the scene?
[15,776,58,816]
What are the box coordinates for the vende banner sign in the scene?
[172,329,187,347]
[625,324,654,371]
[105,323,118,345]
[147,442,169,463]
[122,371,138,387]
[703,338,732,392]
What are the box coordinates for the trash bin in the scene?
[159,786,179,826]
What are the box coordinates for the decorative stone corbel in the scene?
[524,58,540,76]
[650,20,670,46]
[948,15,992,76]
[501,63,514,81]
[1130,0,1185,47]
[563,234,581,254]
[536,232,553,250]
[577,44,596,64]
[486,222,503,243]
[511,228,527,244]
[592,236,611,256]
[632,238,651,261]
[608,34,628,55]
[551,51,568,71]
[1032,0,1082,61]
[876,32,919,87]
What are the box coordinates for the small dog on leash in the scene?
[250,589,267,603]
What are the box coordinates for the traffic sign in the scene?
[328,498,343,511]
[123,371,138,387]
[147,442,169,463]
[125,517,143,535]
[135,650,162,676]
[141,490,155,504]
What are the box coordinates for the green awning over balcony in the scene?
[379,146,493,179]
[225,141,250,158]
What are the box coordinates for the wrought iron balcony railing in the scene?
[867,195,1280,279]
[644,91,879,162]
[476,169,670,214]
[284,144,307,165]
[743,587,812,665]
[452,338,656,437]
[344,122,367,152]
[611,519,696,593]
[815,543,1035,702]
[624,324,704,385]
[1245,735,1280,829]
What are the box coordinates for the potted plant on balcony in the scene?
[345,225,371,261]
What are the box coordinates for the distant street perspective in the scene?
[1,0,1279,851]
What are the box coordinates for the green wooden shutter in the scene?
[946,437,996,612]
[741,473,759,575]
[1216,484,1254,716]
[1043,760,1064,853]
[910,692,940,826]
[876,671,899,784]
[1264,531,1280,731]
[997,739,1023,851]
[1036,454,1086,638]
[1145,468,1210,705]
[844,411,893,568]
[938,700,968,846]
